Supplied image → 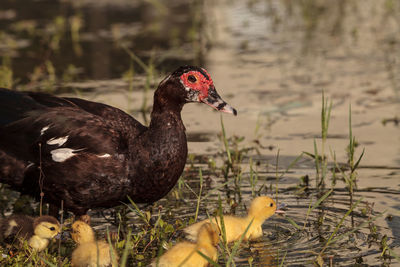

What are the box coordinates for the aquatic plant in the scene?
[0,56,13,88]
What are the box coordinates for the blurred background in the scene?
[0,0,399,266]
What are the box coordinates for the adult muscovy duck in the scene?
[0,66,236,216]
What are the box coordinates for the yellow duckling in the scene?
[0,214,60,251]
[71,220,118,267]
[152,223,219,267]
[184,196,284,244]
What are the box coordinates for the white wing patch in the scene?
[47,136,69,146]
[51,148,81,162]
[50,148,110,162]
[40,126,50,136]
[98,153,111,158]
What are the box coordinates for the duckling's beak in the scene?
[275,203,286,215]
[201,86,237,116]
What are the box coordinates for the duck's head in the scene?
[71,220,95,244]
[156,65,237,115]
[33,216,61,240]
[248,196,283,222]
[197,222,219,247]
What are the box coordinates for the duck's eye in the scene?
[49,227,55,231]
[188,75,197,83]
[270,203,274,207]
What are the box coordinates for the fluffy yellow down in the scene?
[184,196,278,244]
[71,241,118,267]
[71,220,118,267]
[152,223,218,267]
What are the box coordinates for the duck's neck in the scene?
[149,84,186,131]
[149,109,185,132]
[151,83,184,117]
[245,213,265,229]
[127,85,188,203]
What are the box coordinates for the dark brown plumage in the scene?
[0,66,236,216]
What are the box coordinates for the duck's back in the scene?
[0,89,146,161]
[184,216,250,244]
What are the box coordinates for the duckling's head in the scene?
[33,216,61,239]
[71,220,95,244]
[197,223,219,247]
[248,196,277,222]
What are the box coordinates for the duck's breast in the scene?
[127,120,187,203]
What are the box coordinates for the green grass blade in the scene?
[106,227,117,267]
[278,152,304,180]
[330,211,384,244]
[218,195,227,245]
[39,258,57,267]
[226,219,254,266]
[313,139,320,185]
[352,148,365,172]
[319,197,363,255]
[126,196,149,225]
[285,216,302,230]
[195,168,203,221]
[177,250,197,267]
[197,250,220,267]
[279,251,288,267]
[220,116,232,165]
[310,189,333,213]
[120,229,132,267]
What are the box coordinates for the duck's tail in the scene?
[0,88,45,127]
[0,88,80,127]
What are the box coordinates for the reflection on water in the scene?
[0,0,399,266]
[0,0,204,86]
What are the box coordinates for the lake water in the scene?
[0,0,399,266]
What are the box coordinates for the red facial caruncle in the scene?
[180,70,214,101]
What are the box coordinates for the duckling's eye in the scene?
[269,203,274,207]
[188,75,197,83]
[49,227,56,231]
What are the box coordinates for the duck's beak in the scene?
[275,203,286,215]
[201,86,237,116]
